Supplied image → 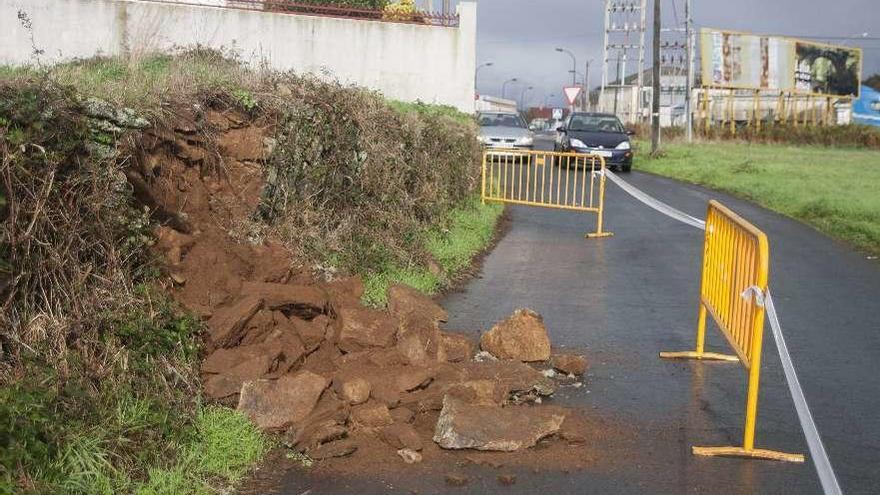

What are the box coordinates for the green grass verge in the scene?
[635,140,880,254]
[361,196,504,306]
[134,407,267,495]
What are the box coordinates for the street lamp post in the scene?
[475,62,493,98]
[501,78,519,100]
[544,94,556,108]
[474,62,495,80]
[520,86,534,111]
[556,47,578,111]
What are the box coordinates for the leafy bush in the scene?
[258,75,482,274]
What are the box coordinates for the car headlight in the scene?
[516,136,534,146]
[615,140,631,150]
[570,138,587,148]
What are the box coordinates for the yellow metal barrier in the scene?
[480,149,612,238]
[661,200,804,463]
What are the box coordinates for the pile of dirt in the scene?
[200,279,591,470]
[134,102,592,478]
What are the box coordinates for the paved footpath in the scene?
[279,164,880,494]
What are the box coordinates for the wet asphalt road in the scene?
[280,139,880,494]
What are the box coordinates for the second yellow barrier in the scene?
[480,149,612,238]
[661,200,804,463]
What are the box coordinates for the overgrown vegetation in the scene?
[1,50,497,493]
[361,196,504,306]
[635,140,880,255]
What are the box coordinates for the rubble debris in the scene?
[208,296,263,348]
[551,353,588,375]
[309,439,358,460]
[387,283,448,323]
[439,332,476,362]
[433,396,566,451]
[336,306,397,352]
[380,423,424,451]
[480,308,551,362]
[397,448,423,464]
[338,377,371,405]
[237,371,329,430]
[445,474,469,486]
[350,401,394,429]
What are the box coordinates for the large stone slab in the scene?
[480,308,551,362]
[237,370,329,430]
[207,296,263,347]
[433,396,566,451]
[336,306,397,352]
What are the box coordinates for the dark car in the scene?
[554,112,634,172]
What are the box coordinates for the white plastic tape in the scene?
[608,172,842,495]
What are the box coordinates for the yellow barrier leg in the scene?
[660,304,739,361]
[586,164,613,239]
[692,302,804,463]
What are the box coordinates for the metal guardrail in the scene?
[143,0,460,27]
[480,149,612,239]
[661,200,804,463]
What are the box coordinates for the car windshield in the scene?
[479,113,527,128]
[567,115,624,133]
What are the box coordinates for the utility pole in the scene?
[584,60,592,110]
[600,0,647,121]
[651,0,661,155]
[685,0,694,142]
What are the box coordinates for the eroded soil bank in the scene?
[139,103,600,486]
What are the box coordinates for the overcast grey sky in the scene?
[475,0,880,108]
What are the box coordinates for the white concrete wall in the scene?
[0,0,477,112]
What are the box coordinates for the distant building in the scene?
[475,95,518,113]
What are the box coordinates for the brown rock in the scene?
[204,353,278,399]
[237,371,329,430]
[387,284,448,323]
[339,377,371,405]
[309,439,358,460]
[390,407,415,424]
[202,344,263,374]
[265,329,308,373]
[397,448,422,464]
[350,401,394,428]
[241,282,327,318]
[207,296,263,347]
[238,309,277,346]
[439,332,475,363]
[446,380,507,406]
[321,276,365,312]
[290,419,348,451]
[551,353,588,375]
[396,316,442,366]
[433,396,566,451]
[336,306,397,352]
[292,314,330,352]
[445,474,469,486]
[397,368,433,392]
[459,361,556,398]
[480,309,551,362]
[380,423,424,451]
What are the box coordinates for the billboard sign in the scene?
[700,28,861,96]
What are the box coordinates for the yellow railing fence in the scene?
[480,149,612,238]
[661,200,804,463]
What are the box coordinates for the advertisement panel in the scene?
[700,28,861,96]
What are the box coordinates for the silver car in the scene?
[477,112,534,151]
